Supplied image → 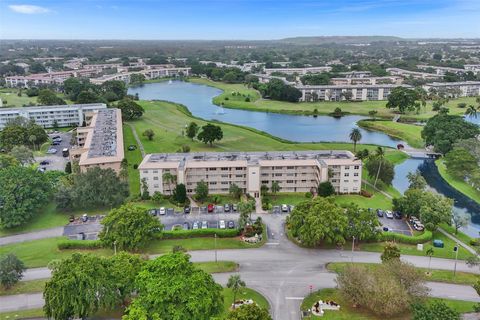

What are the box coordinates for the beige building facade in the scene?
[138,151,362,197]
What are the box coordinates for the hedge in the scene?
[378,230,432,244]
[162,228,240,239]
[58,240,103,250]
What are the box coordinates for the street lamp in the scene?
[351,236,355,263]
[453,244,459,277]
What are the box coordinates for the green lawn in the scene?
[436,159,480,205]
[334,184,393,209]
[440,222,478,247]
[0,279,47,296]
[189,78,477,121]
[359,230,475,260]
[123,124,143,196]
[0,309,45,320]
[358,120,424,149]
[326,262,479,285]
[221,287,270,315]
[195,261,239,273]
[0,88,38,107]
[300,288,477,319]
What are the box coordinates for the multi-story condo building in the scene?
[423,81,480,97]
[5,69,102,87]
[138,151,362,198]
[90,67,191,85]
[337,71,372,78]
[264,66,332,75]
[386,68,443,80]
[416,65,465,75]
[296,84,412,102]
[70,108,124,174]
[0,103,106,130]
[330,76,402,86]
[465,65,480,75]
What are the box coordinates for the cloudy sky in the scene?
[1,0,479,39]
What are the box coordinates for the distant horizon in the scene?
[1,0,479,39]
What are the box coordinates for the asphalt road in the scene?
[0,227,64,246]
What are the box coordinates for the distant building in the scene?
[296,84,412,102]
[423,81,480,97]
[90,66,190,85]
[416,65,465,75]
[70,108,124,174]
[138,150,362,197]
[330,76,402,86]
[386,68,443,80]
[5,69,102,87]
[264,66,332,75]
[464,65,480,75]
[0,103,106,130]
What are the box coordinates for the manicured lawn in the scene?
[0,309,45,320]
[263,192,312,206]
[300,288,477,319]
[358,120,424,148]
[123,124,143,196]
[334,184,393,209]
[436,159,480,205]
[221,287,270,315]
[195,261,239,273]
[0,88,38,107]
[440,222,477,246]
[359,230,475,260]
[326,262,479,285]
[189,78,477,121]
[0,279,47,296]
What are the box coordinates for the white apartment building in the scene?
[465,65,480,75]
[138,151,362,197]
[416,65,465,75]
[423,81,480,97]
[296,84,412,102]
[264,66,332,75]
[337,71,372,78]
[90,67,191,85]
[0,103,106,129]
[330,76,403,86]
[5,69,102,88]
[386,68,443,80]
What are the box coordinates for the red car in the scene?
[207,204,214,213]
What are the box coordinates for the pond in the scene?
[129,81,406,148]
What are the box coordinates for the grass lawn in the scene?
[123,124,143,196]
[436,159,480,205]
[0,309,45,320]
[189,78,476,121]
[358,230,475,260]
[0,88,38,107]
[300,288,477,319]
[0,279,47,296]
[358,120,424,149]
[263,192,312,206]
[326,262,480,285]
[440,222,478,246]
[221,287,270,315]
[334,184,393,209]
[195,261,239,273]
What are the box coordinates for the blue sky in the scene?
[1,0,479,39]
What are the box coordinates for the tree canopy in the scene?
[226,304,272,320]
[37,89,66,105]
[0,254,26,289]
[365,157,394,186]
[197,124,223,146]
[117,98,145,120]
[255,79,302,102]
[386,87,421,114]
[0,118,48,151]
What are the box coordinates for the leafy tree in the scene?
[63,77,93,101]
[444,148,478,180]
[257,79,301,102]
[186,121,199,141]
[130,73,146,85]
[421,114,479,154]
[44,254,121,319]
[37,89,66,105]
[344,203,380,241]
[386,87,421,114]
[426,248,434,274]
[407,170,427,190]
[238,200,256,227]
[101,80,127,100]
[108,252,144,305]
[55,167,129,210]
[0,118,48,151]
[99,204,163,251]
[260,184,269,196]
[0,166,51,228]
[123,253,223,320]
[173,183,187,204]
[197,123,223,146]
[368,110,378,119]
[451,212,468,235]
[287,197,348,246]
[465,105,478,118]
[381,242,401,263]
[116,98,145,120]
[229,183,243,200]
[9,145,34,165]
[0,254,26,289]
[162,172,176,195]
[227,274,246,308]
[141,178,150,200]
[142,128,155,141]
[195,180,209,202]
[365,157,394,186]
[0,154,19,169]
[318,181,335,197]
[77,90,103,104]
[226,303,272,320]
[270,181,280,198]
[411,301,460,320]
[349,128,362,152]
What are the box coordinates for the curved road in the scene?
[2,215,479,318]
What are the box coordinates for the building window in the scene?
[153,184,159,188]
[354,165,360,169]
[354,173,359,177]
[287,180,294,183]
[153,177,158,180]
[275,173,282,177]
[221,167,229,171]
[286,166,294,169]
[344,180,349,183]
[208,168,216,171]
[344,173,349,177]
[153,170,158,173]
[345,166,350,170]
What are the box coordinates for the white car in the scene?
[46,148,57,154]
[192,221,199,230]
[219,220,226,229]
[159,207,166,215]
[281,204,288,212]
[202,221,208,229]
[385,210,394,219]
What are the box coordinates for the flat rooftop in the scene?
[87,109,120,158]
[425,81,480,86]
[143,150,356,166]
[0,103,106,113]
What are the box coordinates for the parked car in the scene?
[385,210,394,219]
[128,145,137,151]
[201,221,208,229]
[51,135,61,140]
[184,206,191,214]
[382,226,389,232]
[46,148,57,154]
[192,221,199,230]
[166,208,174,215]
[228,221,235,229]
[69,215,75,223]
[52,141,61,146]
[219,220,226,229]
[207,204,214,213]
[413,222,425,231]
[281,204,288,212]
[39,160,50,166]
[200,206,207,213]
[183,222,190,230]
[393,211,402,219]
[224,204,230,212]
[148,209,158,216]
[376,209,384,217]
[232,204,238,212]
[273,205,281,214]
[159,207,166,215]
[81,214,88,222]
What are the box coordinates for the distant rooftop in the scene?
[87,109,119,158]
[0,103,106,113]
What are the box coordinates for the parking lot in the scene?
[377,213,412,235]
[63,215,104,240]
[35,131,72,171]
[150,208,240,231]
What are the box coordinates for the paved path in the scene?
[438,227,477,255]
[127,123,145,157]
[0,227,64,246]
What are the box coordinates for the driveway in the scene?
[35,132,72,171]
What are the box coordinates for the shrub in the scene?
[162,228,240,239]
[470,239,480,246]
[457,102,467,108]
[378,230,432,244]
[224,97,229,100]
[305,192,313,198]
[133,164,138,169]
[245,97,250,102]
[57,240,103,250]
[360,190,373,197]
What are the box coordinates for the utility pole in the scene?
[453,244,459,277]
[351,236,355,263]
[214,233,217,263]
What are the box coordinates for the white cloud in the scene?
[8,4,50,14]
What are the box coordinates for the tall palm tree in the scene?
[373,147,385,188]
[349,128,362,152]
[271,181,280,199]
[227,274,246,308]
[465,105,478,118]
[162,172,176,195]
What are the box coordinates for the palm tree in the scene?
[426,248,434,275]
[349,128,362,152]
[465,105,478,118]
[373,147,385,188]
[227,274,246,308]
[271,181,280,199]
[162,172,176,195]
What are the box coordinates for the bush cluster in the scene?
[162,228,239,239]
[378,230,432,244]
[57,240,103,250]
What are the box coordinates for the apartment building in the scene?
[5,69,102,87]
[423,81,480,97]
[296,84,411,102]
[0,103,107,130]
[465,65,480,75]
[254,74,295,85]
[264,66,332,75]
[337,71,372,78]
[70,108,124,174]
[330,76,402,86]
[416,65,465,75]
[90,67,191,85]
[386,68,443,80]
[138,151,362,197]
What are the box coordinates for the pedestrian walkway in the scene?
[0,227,64,246]
[127,123,145,157]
